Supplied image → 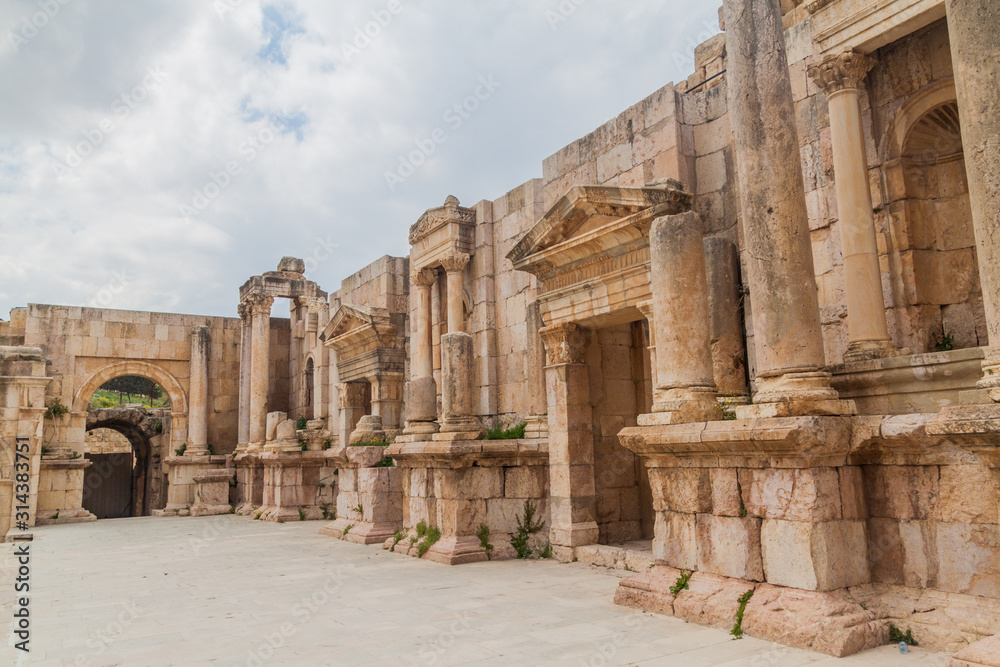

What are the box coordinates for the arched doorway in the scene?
[79,376,173,519]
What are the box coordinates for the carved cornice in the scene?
[808,50,874,95]
[413,267,438,288]
[539,322,590,366]
[806,0,835,14]
[440,253,471,274]
[408,195,476,247]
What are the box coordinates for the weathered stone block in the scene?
[436,498,487,535]
[504,466,546,499]
[936,465,999,525]
[648,468,712,514]
[695,514,763,581]
[653,511,697,570]
[710,468,742,517]
[433,467,503,500]
[738,468,841,522]
[866,518,904,585]
[762,520,870,591]
[864,465,939,520]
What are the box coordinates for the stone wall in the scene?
[85,427,131,454]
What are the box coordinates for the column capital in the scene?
[413,267,437,288]
[237,302,250,320]
[245,293,274,316]
[540,322,590,366]
[808,51,874,95]
[440,253,471,274]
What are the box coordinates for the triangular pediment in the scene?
[321,304,391,342]
[506,183,691,266]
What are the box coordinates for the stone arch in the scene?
[73,360,186,414]
[880,78,985,352]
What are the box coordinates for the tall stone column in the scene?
[187,325,211,456]
[369,372,404,431]
[237,303,252,453]
[645,212,719,424]
[439,332,484,437]
[809,51,895,362]
[723,0,853,417]
[441,253,470,334]
[406,268,439,433]
[540,323,599,553]
[524,301,549,438]
[945,0,1000,400]
[247,294,273,451]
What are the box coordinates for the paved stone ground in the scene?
[2,517,950,666]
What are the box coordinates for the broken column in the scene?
[945,0,1000,400]
[723,0,852,418]
[540,322,599,555]
[186,325,211,456]
[405,268,439,434]
[809,51,896,362]
[247,294,273,451]
[644,211,719,424]
[439,332,484,437]
[338,382,368,445]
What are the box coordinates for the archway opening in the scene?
[81,376,171,519]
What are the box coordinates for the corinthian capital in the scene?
[539,322,590,366]
[808,51,874,95]
[440,253,471,274]
[413,267,438,288]
[245,293,274,316]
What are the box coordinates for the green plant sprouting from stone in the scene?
[484,421,527,440]
[670,569,692,598]
[374,455,394,468]
[44,397,69,420]
[298,509,306,521]
[477,523,494,560]
[511,499,545,559]
[296,417,308,430]
[889,624,917,646]
[731,589,754,639]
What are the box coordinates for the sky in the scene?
[0,0,722,320]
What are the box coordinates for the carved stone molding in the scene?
[440,253,471,274]
[338,382,368,409]
[539,323,590,366]
[408,195,476,247]
[245,293,274,316]
[808,50,874,95]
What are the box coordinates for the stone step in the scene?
[574,542,655,573]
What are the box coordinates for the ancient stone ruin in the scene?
[2,0,1000,661]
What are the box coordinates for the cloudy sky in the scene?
[0,0,721,319]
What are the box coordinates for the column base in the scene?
[644,397,721,425]
[843,339,906,363]
[404,420,440,436]
[153,505,191,517]
[524,415,548,438]
[424,535,489,565]
[246,442,264,453]
[977,348,1000,402]
[321,518,400,545]
[35,508,96,525]
[739,371,855,419]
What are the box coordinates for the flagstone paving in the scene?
[2,517,949,666]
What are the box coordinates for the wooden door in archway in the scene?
[82,453,134,519]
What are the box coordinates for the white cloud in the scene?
[0,0,721,319]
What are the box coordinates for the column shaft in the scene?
[248,295,273,449]
[187,325,211,455]
[406,268,439,430]
[945,0,1000,396]
[237,305,252,450]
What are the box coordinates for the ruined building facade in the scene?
[2,0,1000,660]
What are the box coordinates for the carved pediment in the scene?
[507,184,691,267]
[408,195,477,247]
[321,304,397,354]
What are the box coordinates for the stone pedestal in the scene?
[386,438,549,564]
[154,455,228,517]
[264,418,302,454]
[256,452,337,522]
[234,453,264,515]
[190,469,235,516]
[320,445,402,544]
[35,459,96,525]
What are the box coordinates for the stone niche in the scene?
[385,439,550,564]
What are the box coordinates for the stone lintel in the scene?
[615,566,886,657]
[618,416,852,468]
[927,405,1000,467]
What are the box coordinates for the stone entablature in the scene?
[320,304,404,383]
[508,183,692,327]
[808,0,946,55]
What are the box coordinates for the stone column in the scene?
[247,294,273,451]
[704,238,749,400]
[187,325,211,456]
[723,0,852,417]
[540,323,599,554]
[809,51,895,362]
[945,0,1000,400]
[406,268,439,433]
[524,301,549,438]
[369,372,404,431]
[644,212,718,424]
[439,332,484,437]
[636,300,661,406]
[441,253,470,334]
[237,303,252,452]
